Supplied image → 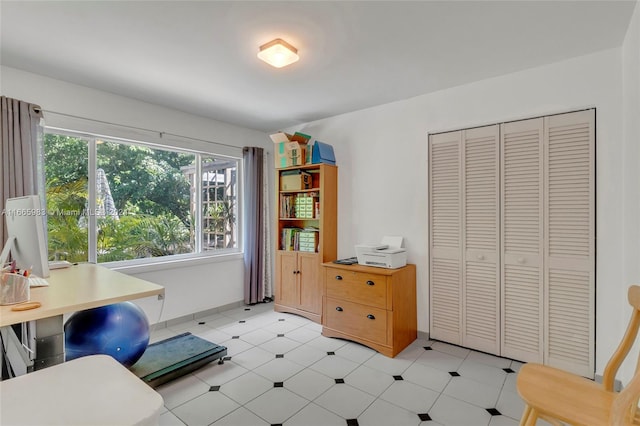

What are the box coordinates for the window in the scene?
[44,130,240,265]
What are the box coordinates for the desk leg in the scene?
[29,316,65,370]
[1,316,64,378]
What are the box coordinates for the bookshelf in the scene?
[275,164,337,323]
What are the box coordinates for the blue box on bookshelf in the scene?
[311,141,335,165]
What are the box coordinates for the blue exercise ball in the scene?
[64,302,150,367]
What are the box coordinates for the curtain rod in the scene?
[42,109,243,150]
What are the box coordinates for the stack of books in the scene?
[280,227,302,251]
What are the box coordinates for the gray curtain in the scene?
[0,96,44,246]
[243,146,271,304]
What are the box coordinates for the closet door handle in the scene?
[477,255,485,260]
[335,275,343,280]
[517,257,526,264]
[366,280,375,286]
[367,314,375,320]
[336,306,343,312]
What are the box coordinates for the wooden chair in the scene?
[517,285,640,426]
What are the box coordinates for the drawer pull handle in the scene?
[336,306,343,312]
[367,314,375,320]
[366,280,375,286]
[335,275,343,280]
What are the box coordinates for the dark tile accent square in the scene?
[232,336,240,339]
[239,320,246,323]
[335,378,345,384]
[486,408,501,416]
[393,375,404,381]
[223,356,232,361]
[417,413,432,421]
[198,321,206,325]
[449,371,460,377]
[503,368,515,373]
[327,351,335,355]
[278,318,285,321]
[423,346,433,351]
[274,382,284,388]
[277,333,285,337]
[244,308,251,311]
[346,419,359,426]
[209,386,220,391]
[276,354,284,359]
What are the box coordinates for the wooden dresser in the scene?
[321,262,417,357]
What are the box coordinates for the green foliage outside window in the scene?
[44,133,236,263]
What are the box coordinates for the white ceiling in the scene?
[1,1,636,132]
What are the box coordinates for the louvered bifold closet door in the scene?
[501,118,544,363]
[544,110,595,378]
[429,131,462,344]
[462,125,500,354]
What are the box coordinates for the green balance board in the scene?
[130,332,227,388]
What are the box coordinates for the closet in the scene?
[429,109,594,378]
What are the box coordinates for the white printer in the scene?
[355,236,407,269]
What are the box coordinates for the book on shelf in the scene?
[280,227,301,251]
[280,227,320,252]
[280,193,320,219]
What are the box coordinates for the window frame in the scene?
[43,126,244,269]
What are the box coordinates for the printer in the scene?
[355,236,407,269]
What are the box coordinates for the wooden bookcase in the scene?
[274,164,337,323]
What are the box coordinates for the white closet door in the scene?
[462,125,500,354]
[544,110,595,378]
[429,131,462,344]
[501,118,544,363]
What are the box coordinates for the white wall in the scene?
[1,66,270,322]
[621,0,640,381]
[622,1,640,308]
[293,48,627,376]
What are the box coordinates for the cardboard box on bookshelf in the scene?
[271,132,312,169]
[280,170,312,191]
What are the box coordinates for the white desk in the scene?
[0,264,164,372]
[0,355,164,426]
[0,263,164,327]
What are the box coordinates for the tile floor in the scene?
[152,302,527,426]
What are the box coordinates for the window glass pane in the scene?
[200,156,238,251]
[44,133,89,263]
[43,129,240,265]
[96,140,196,262]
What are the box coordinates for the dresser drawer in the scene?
[324,297,388,345]
[324,267,388,309]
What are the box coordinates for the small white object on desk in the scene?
[48,260,73,269]
[28,276,49,287]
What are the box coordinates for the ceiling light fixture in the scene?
[257,38,299,68]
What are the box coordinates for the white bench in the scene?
[0,355,164,426]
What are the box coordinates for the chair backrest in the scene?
[608,285,640,425]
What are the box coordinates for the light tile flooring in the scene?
[152,302,526,426]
